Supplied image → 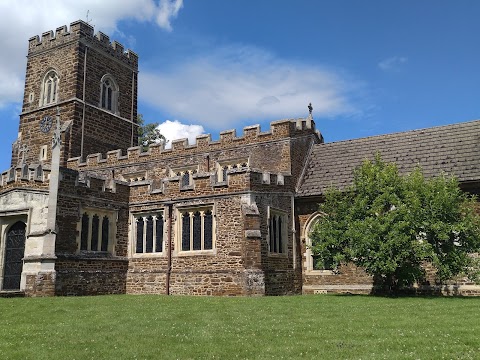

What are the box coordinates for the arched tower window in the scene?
[40,70,59,106]
[99,74,119,114]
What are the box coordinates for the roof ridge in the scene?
[321,118,480,146]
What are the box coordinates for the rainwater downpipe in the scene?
[166,202,173,295]
[130,71,136,147]
[80,45,88,160]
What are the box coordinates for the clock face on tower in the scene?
[40,115,53,133]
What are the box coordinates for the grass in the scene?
[0,295,479,359]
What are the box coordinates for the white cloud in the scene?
[156,0,183,32]
[378,56,408,72]
[157,120,205,147]
[0,0,183,107]
[140,45,361,129]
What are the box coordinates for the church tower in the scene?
[13,20,138,167]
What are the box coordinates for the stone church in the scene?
[1,20,479,297]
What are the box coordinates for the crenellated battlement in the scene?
[28,20,138,68]
[0,164,51,190]
[59,167,129,196]
[67,118,321,170]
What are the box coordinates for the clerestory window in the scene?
[178,206,214,253]
[40,70,59,106]
[99,74,119,114]
[171,167,198,190]
[215,159,249,183]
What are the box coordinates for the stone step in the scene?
[0,290,25,298]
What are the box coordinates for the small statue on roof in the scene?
[308,102,313,115]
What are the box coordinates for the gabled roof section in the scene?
[297,119,480,197]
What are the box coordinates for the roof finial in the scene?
[308,102,313,116]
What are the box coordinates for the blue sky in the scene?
[0,0,479,170]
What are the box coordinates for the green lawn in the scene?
[0,294,479,359]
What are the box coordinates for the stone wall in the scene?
[24,272,56,297]
[62,119,321,297]
[52,167,130,295]
[16,20,137,169]
[55,257,128,296]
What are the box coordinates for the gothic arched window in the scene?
[40,70,59,106]
[99,74,119,114]
[268,208,287,254]
[304,213,334,273]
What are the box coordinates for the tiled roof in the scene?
[297,119,480,197]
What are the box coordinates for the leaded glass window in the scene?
[156,214,164,252]
[136,217,144,253]
[182,212,190,251]
[41,70,59,106]
[146,216,154,253]
[204,210,213,250]
[179,207,215,252]
[182,172,190,187]
[216,159,249,183]
[91,215,99,251]
[77,210,115,253]
[134,213,164,254]
[269,209,287,254]
[80,213,89,250]
[101,216,109,251]
[100,75,118,113]
[193,211,201,250]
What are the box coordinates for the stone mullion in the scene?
[152,215,158,252]
[87,214,93,251]
[200,210,205,250]
[275,215,280,253]
[142,216,147,253]
[189,211,193,251]
[97,214,102,251]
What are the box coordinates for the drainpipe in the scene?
[291,194,296,270]
[130,71,135,147]
[165,202,173,295]
[80,45,88,160]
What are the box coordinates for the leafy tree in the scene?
[310,154,480,293]
[137,114,166,151]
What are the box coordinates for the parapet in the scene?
[60,167,129,196]
[0,164,51,190]
[67,117,321,170]
[28,20,138,68]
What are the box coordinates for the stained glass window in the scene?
[77,210,114,253]
[269,210,286,254]
[182,212,190,251]
[101,216,109,251]
[182,172,190,187]
[134,213,164,254]
[100,75,118,113]
[80,213,89,250]
[91,215,99,251]
[146,216,154,253]
[156,214,164,252]
[42,70,59,105]
[193,211,201,250]
[180,207,214,252]
[204,210,213,250]
[136,217,144,253]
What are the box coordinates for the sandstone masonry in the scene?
[0,20,479,297]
